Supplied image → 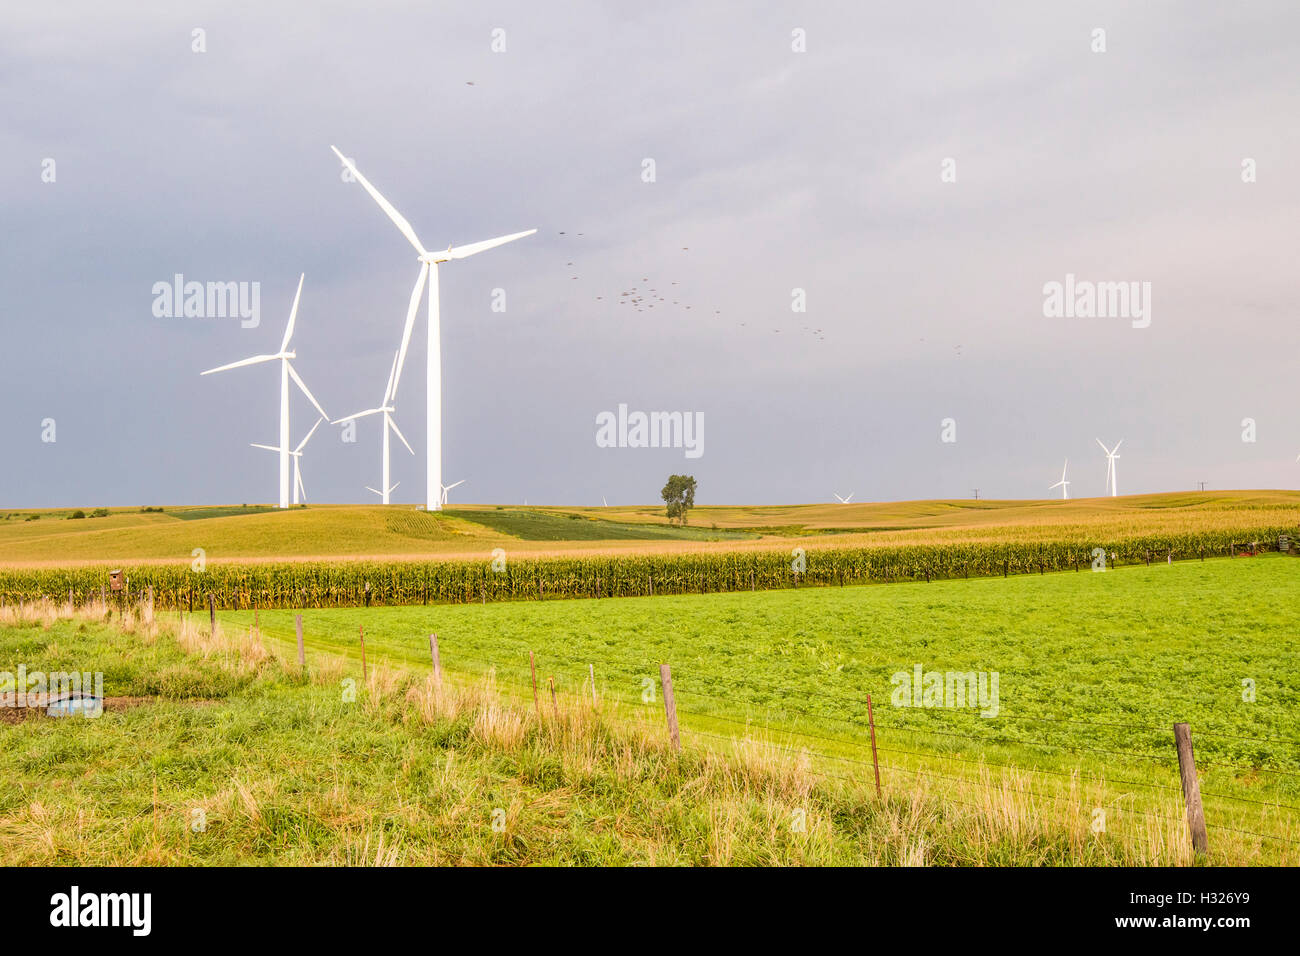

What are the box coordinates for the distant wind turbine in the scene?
[1096,439,1123,497]
[332,352,414,505]
[201,274,328,509]
[440,479,465,506]
[833,493,854,504]
[331,145,535,511]
[1049,459,1070,500]
[251,418,325,506]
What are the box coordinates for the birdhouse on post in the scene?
[109,569,124,593]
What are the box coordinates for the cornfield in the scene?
[0,527,1291,610]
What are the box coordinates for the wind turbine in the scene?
[1096,439,1123,497]
[440,479,466,506]
[332,353,414,505]
[201,274,328,509]
[252,418,325,505]
[1049,460,1070,500]
[331,145,536,511]
[833,493,854,504]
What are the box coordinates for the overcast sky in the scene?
[2,1,1297,508]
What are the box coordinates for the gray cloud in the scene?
[2,1,1297,508]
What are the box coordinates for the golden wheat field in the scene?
[1,491,1296,567]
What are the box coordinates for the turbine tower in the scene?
[1049,460,1070,500]
[332,353,414,505]
[252,417,326,505]
[331,145,535,510]
[1096,439,1123,497]
[201,274,328,509]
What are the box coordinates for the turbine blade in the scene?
[388,415,415,455]
[250,443,281,452]
[295,463,306,503]
[1112,440,1123,454]
[279,273,305,353]
[383,351,399,405]
[331,146,427,256]
[448,229,537,260]
[365,486,383,497]
[295,416,324,453]
[331,408,383,425]
[286,362,328,420]
[446,479,465,490]
[392,263,430,397]
[201,354,278,375]
[1095,438,1109,453]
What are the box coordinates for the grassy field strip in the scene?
[212,556,1300,861]
[5,608,1218,865]
[239,613,1210,851]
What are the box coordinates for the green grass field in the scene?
[216,554,1300,861]
[0,611,1148,866]
[2,554,1295,864]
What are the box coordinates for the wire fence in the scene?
[224,611,1300,856]
[10,592,1295,858]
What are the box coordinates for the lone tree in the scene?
[661,474,697,526]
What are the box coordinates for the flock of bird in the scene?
[555,231,827,340]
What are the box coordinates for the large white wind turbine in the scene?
[833,493,854,504]
[252,417,325,505]
[1096,439,1123,497]
[1049,460,1070,500]
[331,145,536,511]
[332,353,414,505]
[202,274,328,509]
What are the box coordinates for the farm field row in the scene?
[217,555,1300,862]
[1,491,1296,566]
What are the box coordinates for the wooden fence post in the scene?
[359,625,367,681]
[1173,722,1209,855]
[659,664,681,752]
[867,693,882,798]
[295,615,305,668]
[549,676,558,721]
[430,634,442,688]
[588,663,597,705]
[208,593,216,634]
[529,651,541,720]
